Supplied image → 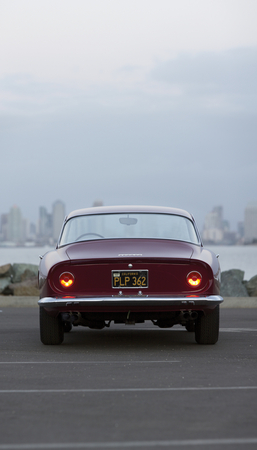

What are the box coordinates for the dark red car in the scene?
[38,205,223,345]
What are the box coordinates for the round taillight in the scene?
[59,272,75,288]
[187,271,202,287]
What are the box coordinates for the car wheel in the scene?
[195,306,219,345]
[63,321,72,333]
[40,306,64,345]
[185,321,195,332]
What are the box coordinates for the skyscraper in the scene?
[244,202,257,244]
[6,205,26,243]
[202,206,224,243]
[52,200,66,242]
[38,206,52,243]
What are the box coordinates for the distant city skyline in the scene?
[1,200,257,245]
[0,201,66,245]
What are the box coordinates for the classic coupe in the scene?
[38,205,223,345]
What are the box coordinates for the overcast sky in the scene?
[1,0,257,231]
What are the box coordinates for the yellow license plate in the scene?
[112,270,148,288]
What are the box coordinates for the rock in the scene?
[21,268,38,282]
[0,263,39,296]
[12,263,38,283]
[0,263,13,278]
[221,270,249,297]
[0,277,10,294]
[245,275,257,297]
[3,278,39,296]
[226,269,245,283]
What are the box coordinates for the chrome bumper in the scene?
[38,295,223,308]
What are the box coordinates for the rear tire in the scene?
[63,321,72,333]
[195,306,219,345]
[40,306,64,345]
[185,321,195,332]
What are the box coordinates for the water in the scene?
[0,246,53,267]
[207,245,257,281]
[0,245,257,281]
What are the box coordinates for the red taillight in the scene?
[187,271,202,287]
[59,272,75,288]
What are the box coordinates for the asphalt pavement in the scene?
[0,304,257,449]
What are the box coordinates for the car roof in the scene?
[66,205,194,221]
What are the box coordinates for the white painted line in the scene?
[137,327,257,332]
[220,328,257,332]
[0,386,256,394]
[0,437,257,448]
[0,360,180,364]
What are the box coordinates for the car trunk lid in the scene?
[65,238,194,262]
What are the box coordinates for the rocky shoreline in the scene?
[0,263,39,296]
[1,263,257,297]
[221,269,257,297]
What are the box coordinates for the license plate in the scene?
[112,270,148,288]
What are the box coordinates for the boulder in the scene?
[0,277,10,294]
[12,263,38,283]
[0,263,39,296]
[226,269,245,283]
[0,263,13,278]
[3,278,39,296]
[245,275,257,297]
[221,270,249,297]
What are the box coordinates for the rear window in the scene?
[59,213,200,246]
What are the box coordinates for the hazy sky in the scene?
[1,0,257,231]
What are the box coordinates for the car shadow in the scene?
[62,325,197,350]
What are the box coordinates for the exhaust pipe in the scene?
[61,312,106,329]
[182,311,191,320]
[190,311,198,320]
[180,310,198,320]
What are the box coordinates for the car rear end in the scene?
[38,207,223,345]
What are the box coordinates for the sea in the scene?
[0,244,257,281]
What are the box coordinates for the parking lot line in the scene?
[0,360,180,364]
[142,327,257,331]
[0,386,256,394]
[220,328,257,332]
[0,437,257,448]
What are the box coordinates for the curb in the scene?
[0,296,39,307]
[1,296,257,308]
[221,297,257,308]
